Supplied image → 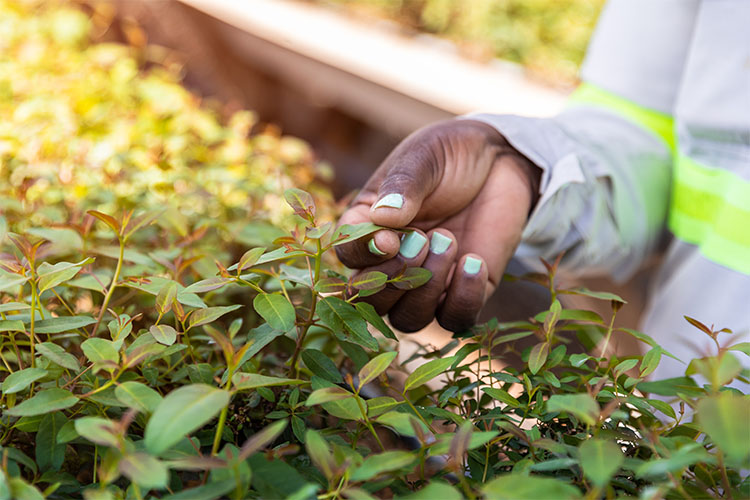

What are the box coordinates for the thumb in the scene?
[366,129,444,228]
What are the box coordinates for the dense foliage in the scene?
[1,2,749,500]
[310,0,605,85]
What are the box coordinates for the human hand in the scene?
[336,119,541,333]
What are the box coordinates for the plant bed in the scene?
[0,2,748,500]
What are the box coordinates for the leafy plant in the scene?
[1,2,749,500]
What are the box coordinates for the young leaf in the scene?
[183,277,234,294]
[252,294,295,332]
[284,188,316,219]
[150,324,178,346]
[155,281,178,315]
[350,271,387,291]
[314,278,346,294]
[391,267,432,290]
[404,356,456,392]
[6,389,78,417]
[87,210,120,234]
[237,247,266,273]
[144,384,230,455]
[331,223,382,246]
[358,351,397,387]
[482,387,520,408]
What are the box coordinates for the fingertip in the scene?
[369,230,400,258]
[370,193,417,228]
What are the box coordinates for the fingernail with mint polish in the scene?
[372,193,404,210]
[430,232,452,255]
[368,238,386,256]
[399,232,427,259]
[463,257,482,275]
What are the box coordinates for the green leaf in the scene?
[579,439,623,488]
[0,302,29,313]
[366,396,401,417]
[0,274,29,293]
[534,308,603,324]
[188,304,242,330]
[305,429,334,479]
[635,443,712,479]
[546,393,599,426]
[640,347,662,377]
[284,188,316,219]
[115,381,163,413]
[35,342,80,371]
[56,421,78,444]
[647,399,676,419]
[34,316,95,334]
[350,271,387,291]
[6,388,78,417]
[150,324,178,346]
[311,376,361,420]
[238,419,288,459]
[155,280,178,315]
[145,384,230,455]
[697,392,750,463]
[0,319,25,333]
[7,477,44,500]
[619,328,680,361]
[331,222,382,246]
[232,373,305,390]
[119,452,169,490]
[397,481,462,500]
[317,297,378,350]
[404,356,456,392]
[354,302,396,340]
[74,417,119,447]
[37,258,93,293]
[358,351,397,387]
[430,431,499,455]
[314,278,346,294]
[637,377,701,397]
[391,267,432,290]
[160,480,236,500]
[482,387,520,408]
[238,247,267,272]
[728,342,750,356]
[305,387,354,406]
[562,287,626,303]
[375,412,427,438]
[613,358,638,376]
[2,368,47,395]
[235,324,286,367]
[350,451,415,481]
[301,349,343,384]
[35,413,67,471]
[306,222,332,240]
[482,474,581,500]
[569,353,592,367]
[528,343,549,374]
[183,277,234,294]
[252,294,295,332]
[81,338,118,364]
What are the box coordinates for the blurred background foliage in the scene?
[310,0,605,85]
[0,0,335,268]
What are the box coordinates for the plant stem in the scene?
[29,280,37,368]
[211,404,229,456]
[401,391,437,434]
[92,237,125,337]
[288,244,323,378]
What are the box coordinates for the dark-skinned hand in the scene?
[335,119,541,333]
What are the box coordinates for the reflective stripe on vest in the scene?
[569,83,750,275]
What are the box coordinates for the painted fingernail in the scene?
[368,238,386,256]
[399,232,427,259]
[430,232,452,255]
[372,193,404,210]
[463,257,482,275]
